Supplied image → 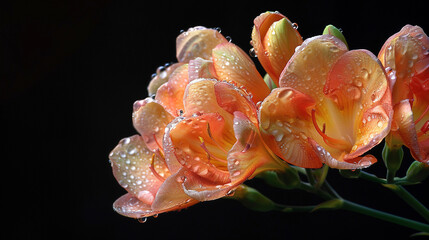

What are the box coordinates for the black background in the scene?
[3,0,428,239]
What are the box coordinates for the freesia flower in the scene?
[378,25,429,164]
[251,11,303,86]
[110,26,284,218]
[259,35,393,169]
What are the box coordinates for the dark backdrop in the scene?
[3,0,428,239]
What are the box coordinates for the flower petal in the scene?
[147,63,183,96]
[324,49,393,160]
[188,57,216,81]
[151,168,198,212]
[212,42,270,103]
[176,26,228,63]
[259,88,323,168]
[109,135,170,204]
[155,64,190,116]
[132,99,174,152]
[393,100,425,162]
[214,81,258,124]
[279,35,348,102]
[113,193,152,218]
[168,112,234,184]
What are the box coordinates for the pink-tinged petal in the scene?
[132,99,174,152]
[147,63,183,96]
[393,100,424,161]
[212,42,270,103]
[168,112,234,184]
[113,193,152,218]
[176,26,228,63]
[259,88,323,168]
[182,79,230,118]
[323,50,393,160]
[188,57,217,81]
[182,112,285,201]
[109,135,170,204]
[151,168,198,211]
[262,17,302,82]
[279,35,348,102]
[155,64,190,116]
[308,139,377,169]
[214,81,258,124]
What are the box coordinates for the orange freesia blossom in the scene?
[378,25,429,164]
[259,35,394,169]
[110,26,284,218]
[251,11,303,86]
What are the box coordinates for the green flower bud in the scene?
[382,143,404,182]
[323,24,348,48]
[256,168,301,190]
[264,73,277,90]
[231,185,277,212]
[405,161,429,183]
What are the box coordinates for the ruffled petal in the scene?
[132,99,174,152]
[176,26,228,63]
[109,135,170,204]
[168,112,234,184]
[259,88,323,168]
[279,35,348,102]
[323,50,393,160]
[212,42,270,103]
[214,81,258,124]
[155,64,190,116]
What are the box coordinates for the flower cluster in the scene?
[109,11,428,220]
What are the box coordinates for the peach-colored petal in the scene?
[393,100,425,162]
[188,57,217,81]
[147,63,183,96]
[176,26,228,63]
[182,79,229,118]
[155,64,190,116]
[151,168,198,211]
[113,193,153,218]
[279,35,348,102]
[262,17,302,81]
[168,112,234,184]
[323,50,393,160]
[182,111,284,201]
[132,99,174,152]
[212,42,270,103]
[214,81,258,124]
[109,135,170,204]
[259,87,323,168]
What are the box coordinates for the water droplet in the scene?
[249,48,257,57]
[292,22,298,29]
[226,189,235,196]
[138,217,147,223]
[377,121,383,128]
[226,36,232,42]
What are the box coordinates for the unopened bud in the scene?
[257,168,301,190]
[405,161,429,183]
[323,24,348,48]
[231,185,277,212]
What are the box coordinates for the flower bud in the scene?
[263,73,277,90]
[256,168,301,190]
[323,24,348,48]
[230,185,277,212]
[339,169,361,179]
[405,161,429,183]
[382,143,404,179]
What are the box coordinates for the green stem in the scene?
[383,184,429,223]
[341,199,429,233]
[305,168,316,186]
